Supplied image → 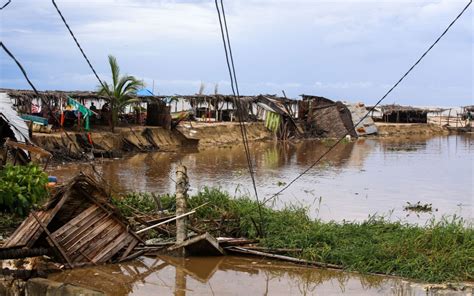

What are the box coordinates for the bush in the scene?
[0,164,49,216]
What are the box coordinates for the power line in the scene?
[50,0,179,185]
[263,0,472,205]
[214,0,265,235]
[0,42,39,94]
[0,0,11,10]
[51,0,106,90]
[0,41,79,148]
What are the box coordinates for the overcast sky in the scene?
[0,0,472,106]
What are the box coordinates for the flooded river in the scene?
[43,134,473,295]
[48,255,453,296]
[49,134,473,223]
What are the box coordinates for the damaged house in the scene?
[1,174,142,268]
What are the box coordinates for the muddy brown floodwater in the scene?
[45,135,473,295]
[48,134,473,223]
[48,255,459,296]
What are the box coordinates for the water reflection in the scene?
[48,135,473,223]
[48,255,461,295]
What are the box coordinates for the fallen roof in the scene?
[345,102,378,136]
[2,174,142,267]
[0,92,29,143]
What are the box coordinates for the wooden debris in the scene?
[1,173,141,267]
[217,237,259,246]
[225,246,342,270]
[136,202,208,234]
[168,233,225,256]
[30,211,73,268]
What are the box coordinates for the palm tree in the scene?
[97,55,144,132]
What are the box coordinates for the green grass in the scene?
[114,187,473,283]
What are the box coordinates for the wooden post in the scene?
[175,164,188,246]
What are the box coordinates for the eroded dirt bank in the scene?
[30,122,453,162]
[32,122,272,160]
[374,122,449,137]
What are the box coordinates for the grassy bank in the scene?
[114,187,473,283]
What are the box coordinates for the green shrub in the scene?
[0,164,49,216]
[112,192,157,217]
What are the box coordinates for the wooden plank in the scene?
[99,235,135,263]
[26,191,71,248]
[92,233,134,263]
[4,214,37,247]
[3,212,39,247]
[70,223,123,262]
[52,204,100,240]
[76,187,145,244]
[3,210,50,248]
[55,210,108,248]
[67,220,119,258]
[65,217,116,255]
[59,212,110,249]
[31,211,73,268]
[119,239,139,261]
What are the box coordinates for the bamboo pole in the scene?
[136,203,208,234]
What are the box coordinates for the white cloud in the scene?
[314,81,373,89]
[0,0,471,105]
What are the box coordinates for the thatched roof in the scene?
[378,104,445,114]
[0,89,297,105]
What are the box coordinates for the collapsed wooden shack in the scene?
[255,95,301,140]
[298,95,357,138]
[0,174,142,267]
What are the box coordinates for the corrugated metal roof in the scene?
[345,102,378,136]
[0,92,30,143]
